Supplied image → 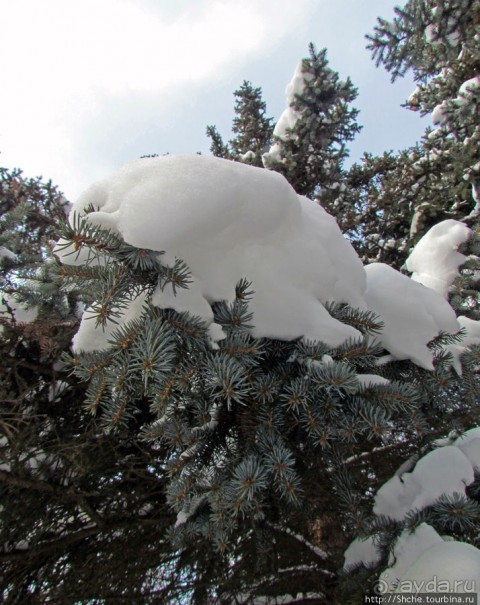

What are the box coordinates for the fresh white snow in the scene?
[356,374,390,388]
[379,523,444,591]
[56,154,367,351]
[373,445,474,520]
[262,60,313,167]
[396,541,480,593]
[364,263,460,370]
[431,101,448,125]
[453,427,480,469]
[379,523,480,594]
[431,77,480,127]
[345,427,480,593]
[459,76,480,98]
[71,292,148,354]
[55,155,463,371]
[405,219,471,298]
[272,60,313,141]
[239,150,256,162]
[343,535,380,570]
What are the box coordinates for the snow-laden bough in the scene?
[55,154,460,367]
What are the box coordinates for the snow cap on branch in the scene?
[272,61,314,141]
[262,60,313,167]
[57,154,366,349]
[373,445,474,520]
[364,263,459,370]
[379,524,480,594]
[405,219,471,298]
[56,155,461,367]
[345,427,480,586]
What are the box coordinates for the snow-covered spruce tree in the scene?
[206,80,274,167]
[261,43,361,206]
[207,45,361,207]
[2,5,479,600]
[0,168,84,598]
[43,154,479,604]
[329,1,480,596]
[340,0,479,319]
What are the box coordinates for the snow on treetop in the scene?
[55,155,460,364]
[263,60,312,167]
[272,60,313,141]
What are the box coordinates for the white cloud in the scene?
[0,0,316,198]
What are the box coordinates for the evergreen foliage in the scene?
[3,210,476,603]
[0,167,77,355]
[207,44,361,205]
[206,81,274,167]
[1,1,479,603]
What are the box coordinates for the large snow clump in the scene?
[405,219,471,298]
[55,154,460,365]
[380,524,480,594]
[344,427,480,593]
[364,263,459,369]
[56,154,365,351]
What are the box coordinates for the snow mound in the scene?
[57,156,463,362]
[364,263,460,370]
[373,445,474,520]
[379,523,480,594]
[379,523,444,591]
[405,219,471,298]
[454,427,480,469]
[431,102,448,125]
[57,154,367,350]
[343,536,380,570]
[397,541,480,593]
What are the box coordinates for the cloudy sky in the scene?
[1,0,427,201]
